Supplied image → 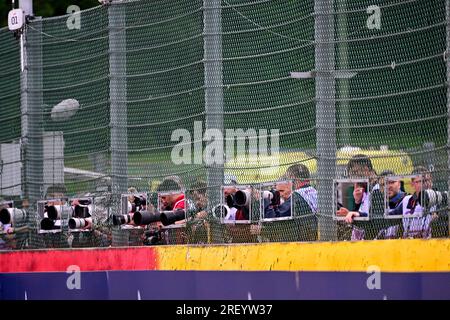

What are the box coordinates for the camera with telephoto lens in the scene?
[114,193,148,226]
[46,204,73,220]
[133,210,161,225]
[69,217,92,229]
[160,209,186,226]
[262,189,281,206]
[0,201,27,226]
[130,195,146,213]
[225,190,251,209]
[68,198,93,230]
[113,213,133,226]
[234,189,251,208]
[420,189,448,209]
[38,199,71,231]
[213,204,231,219]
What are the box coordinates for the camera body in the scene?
[421,189,448,209]
[37,199,70,232]
[262,189,281,206]
[68,198,93,231]
[160,209,186,226]
[37,197,94,233]
[113,193,148,227]
[143,228,165,245]
[133,210,161,225]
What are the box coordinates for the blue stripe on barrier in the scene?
[1,271,449,300]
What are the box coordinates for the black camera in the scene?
[420,189,448,209]
[225,190,251,208]
[262,189,281,206]
[143,229,164,245]
[73,205,90,218]
[133,210,161,225]
[131,195,146,212]
[160,209,186,226]
[40,217,60,230]
[0,206,27,226]
[234,189,251,207]
[37,200,71,232]
[45,204,73,220]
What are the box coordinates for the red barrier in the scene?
[0,247,158,273]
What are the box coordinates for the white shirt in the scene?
[295,186,318,213]
[401,194,434,238]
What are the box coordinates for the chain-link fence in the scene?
[0,0,448,250]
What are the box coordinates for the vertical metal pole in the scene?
[315,0,337,240]
[336,0,350,146]
[21,0,43,205]
[109,1,128,245]
[19,0,33,17]
[203,0,224,207]
[109,1,128,196]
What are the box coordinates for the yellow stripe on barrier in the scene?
[156,239,450,272]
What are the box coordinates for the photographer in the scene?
[142,176,187,245]
[336,155,384,240]
[185,180,213,244]
[401,166,445,239]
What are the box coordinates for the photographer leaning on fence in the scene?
[337,154,381,241]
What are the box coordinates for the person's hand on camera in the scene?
[336,207,349,216]
[196,210,208,219]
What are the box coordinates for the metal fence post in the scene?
[203,0,224,207]
[21,9,44,205]
[315,0,337,240]
[336,0,350,146]
[108,1,128,245]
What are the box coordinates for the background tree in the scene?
[1,0,99,27]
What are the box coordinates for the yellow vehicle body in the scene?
[225,148,414,187]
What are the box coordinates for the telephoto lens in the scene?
[421,189,448,208]
[225,194,235,208]
[46,205,73,220]
[69,217,92,229]
[235,189,251,207]
[213,204,231,219]
[143,229,163,245]
[112,214,132,226]
[74,205,90,218]
[133,210,161,225]
[263,189,281,206]
[160,209,186,226]
[40,217,58,230]
[0,207,27,225]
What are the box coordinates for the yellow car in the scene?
[225,147,414,187]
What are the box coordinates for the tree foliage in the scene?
[1,0,99,28]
